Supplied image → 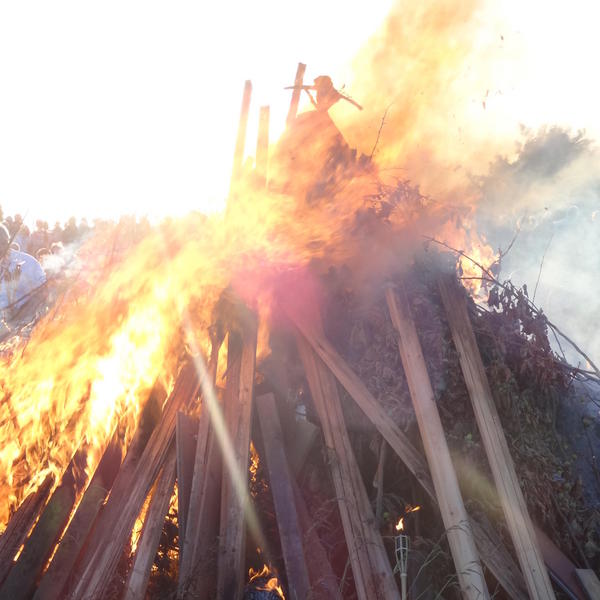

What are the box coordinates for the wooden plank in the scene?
[70,361,200,600]
[231,80,252,185]
[176,411,198,552]
[439,275,556,599]
[0,474,53,586]
[575,569,600,600]
[385,286,489,600]
[216,314,258,600]
[535,526,586,599]
[292,479,342,600]
[256,393,311,600]
[255,105,270,185]
[177,344,223,599]
[123,445,177,600]
[33,437,123,600]
[0,450,88,600]
[297,334,400,600]
[286,62,307,126]
[285,305,527,599]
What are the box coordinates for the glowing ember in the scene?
[406,505,421,513]
[249,441,259,488]
[395,517,404,531]
[248,564,285,599]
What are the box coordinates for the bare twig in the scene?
[370,105,392,159]
[533,233,554,303]
[425,235,600,382]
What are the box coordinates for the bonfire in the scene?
[0,62,598,600]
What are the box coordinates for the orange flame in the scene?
[396,517,404,531]
[248,564,285,599]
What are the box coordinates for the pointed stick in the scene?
[385,285,489,599]
[0,450,88,600]
[255,106,270,186]
[231,80,253,187]
[123,445,177,600]
[438,275,555,599]
[285,304,527,599]
[175,412,198,553]
[286,63,307,127]
[70,361,200,600]
[256,393,310,600]
[33,437,122,600]
[216,313,257,600]
[0,475,53,586]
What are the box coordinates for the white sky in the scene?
[1,1,599,227]
[0,1,394,226]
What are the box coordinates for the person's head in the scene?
[0,224,11,256]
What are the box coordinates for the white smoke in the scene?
[476,127,600,367]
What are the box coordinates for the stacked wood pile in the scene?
[0,64,598,600]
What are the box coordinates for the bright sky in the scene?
[1,1,599,226]
[0,1,394,226]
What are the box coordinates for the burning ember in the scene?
[246,564,285,600]
[395,517,404,532]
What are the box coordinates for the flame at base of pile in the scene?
[245,564,285,600]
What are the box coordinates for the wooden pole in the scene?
[292,480,342,600]
[255,106,270,186]
[385,288,489,600]
[123,445,177,600]
[438,275,556,599]
[176,412,198,553]
[33,437,123,600]
[0,450,88,600]
[286,63,306,127]
[216,313,258,600]
[256,393,311,600]
[285,306,527,599]
[0,475,53,586]
[178,344,223,599]
[231,80,252,186]
[385,285,489,600]
[70,361,200,600]
[297,334,400,600]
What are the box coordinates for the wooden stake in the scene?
[33,438,122,600]
[297,334,400,600]
[178,345,223,599]
[0,475,53,586]
[385,285,489,600]
[255,106,270,186]
[123,445,177,600]
[292,480,342,600]
[256,393,311,600]
[70,361,200,600]
[216,313,258,600]
[575,569,600,600]
[438,275,556,599]
[0,450,88,600]
[286,306,527,598]
[231,80,252,186]
[286,63,307,127]
[176,412,199,553]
